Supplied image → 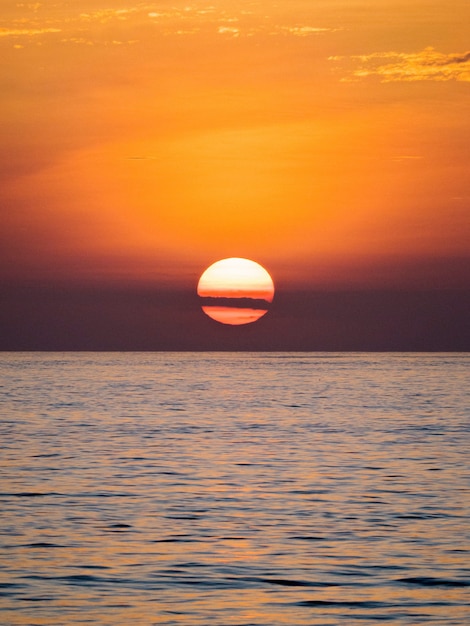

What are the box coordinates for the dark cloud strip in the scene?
[1,283,468,351]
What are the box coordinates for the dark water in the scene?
[0,352,469,625]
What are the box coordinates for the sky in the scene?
[1,0,469,349]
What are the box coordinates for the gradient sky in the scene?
[1,0,469,349]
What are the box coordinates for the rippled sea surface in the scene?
[1,353,469,625]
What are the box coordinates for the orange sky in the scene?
[1,0,469,289]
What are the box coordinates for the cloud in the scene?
[2,3,340,46]
[16,2,43,9]
[330,47,470,82]
[217,26,240,37]
[0,27,61,37]
[281,26,336,37]
[79,8,137,23]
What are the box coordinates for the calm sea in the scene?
[0,353,469,625]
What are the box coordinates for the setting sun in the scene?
[197,258,275,325]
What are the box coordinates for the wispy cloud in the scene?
[146,6,335,38]
[2,3,339,46]
[16,2,43,10]
[330,47,470,82]
[391,155,424,162]
[0,27,61,37]
[217,26,240,37]
[281,26,337,37]
[79,8,138,23]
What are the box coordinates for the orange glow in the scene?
[0,1,468,289]
[198,258,274,325]
[201,307,269,326]
[197,258,274,301]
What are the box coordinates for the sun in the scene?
[197,258,275,325]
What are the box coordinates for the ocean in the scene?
[0,352,468,625]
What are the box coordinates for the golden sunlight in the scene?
[197,258,275,325]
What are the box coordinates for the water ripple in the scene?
[0,352,468,625]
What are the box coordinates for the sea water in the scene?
[0,352,468,625]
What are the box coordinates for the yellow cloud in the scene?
[330,47,470,82]
[79,8,137,23]
[0,27,61,37]
[2,4,340,45]
[282,26,335,37]
[217,26,240,36]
